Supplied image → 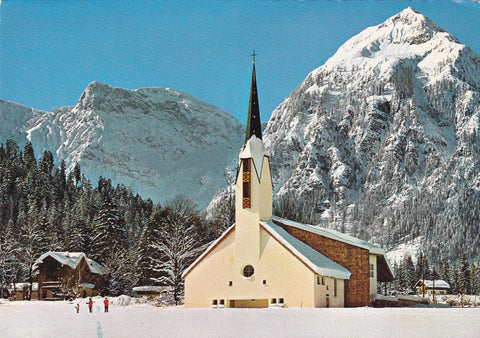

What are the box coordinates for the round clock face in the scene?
[242,265,254,277]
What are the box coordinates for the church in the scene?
[182,58,394,308]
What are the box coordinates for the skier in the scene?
[75,303,80,313]
[104,297,109,312]
[87,297,93,313]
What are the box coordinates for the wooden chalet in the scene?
[33,252,105,300]
[414,280,450,296]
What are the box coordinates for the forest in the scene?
[0,139,226,303]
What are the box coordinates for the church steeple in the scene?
[245,51,262,143]
[236,51,272,228]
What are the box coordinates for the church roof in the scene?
[261,221,351,280]
[244,62,262,144]
[33,252,105,275]
[272,217,394,282]
[272,217,385,255]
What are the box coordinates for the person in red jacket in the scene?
[103,297,109,312]
[88,298,93,313]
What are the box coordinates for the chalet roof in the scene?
[33,252,105,275]
[272,217,394,282]
[414,280,450,289]
[261,221,351,280]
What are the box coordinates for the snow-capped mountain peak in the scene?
[263,7,480,261]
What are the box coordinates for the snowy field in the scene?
[1,298,480,338]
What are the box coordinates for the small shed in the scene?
[132,286,170,299]
[414,280,450,296]
[8,283,38,300]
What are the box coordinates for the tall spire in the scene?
[245,51,262,143]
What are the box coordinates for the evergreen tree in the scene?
[471,260,478,300]
[0,221,19,298]
[91,200,127,263]
[103,249,137,296]
[404,255,416,293]
[135,205,166,285]
[19,222,43,300]
[23,143,36,170]
[457,253,471,295]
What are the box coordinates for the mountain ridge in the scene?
[0,82,244,207]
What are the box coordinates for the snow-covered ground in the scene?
[2,297,480,337]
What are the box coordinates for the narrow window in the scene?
[229,281,233,287]
[220,299,225,306]
[271,298,277,304]
[242,159,251,208]
[370,263,375,278]
[317,276,320,285]
[334,279,337,297]
[322,277,325,285]
[263,280,267,285]
[212,300,218,306]
[279,298,284,304]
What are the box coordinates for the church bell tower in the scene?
[235,53,272,259]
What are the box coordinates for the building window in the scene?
[334,279,337,297]
[263,280,267,285]
[370,263,375,278]
[229,281,233,287]
[219,299,225,307]
[242,265,254,277]
[279,298,284,304]
[271,298,277,304]
[317,276,325,285]
[212,300,218,306]
[242,159,251,208]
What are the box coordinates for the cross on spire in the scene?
[251,50,257,64]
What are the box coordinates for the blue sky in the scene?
[1,0,479,124]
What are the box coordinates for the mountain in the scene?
[0,83,244,207]
[262,7,480,263]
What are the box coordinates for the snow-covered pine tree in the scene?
[403,255,416,293]
[457,253,472,295]
[18,221,43,300]
[91,200,127,263]
[135,205,166,285]
[0,221,19,298]
[103,249,137,296]
[471,260,478,304]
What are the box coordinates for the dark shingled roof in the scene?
[245,63,262,143]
